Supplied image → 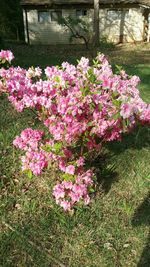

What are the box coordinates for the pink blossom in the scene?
[76,156,85,167]
[53,183,65,200]
[59,160,66,172]
[21,150,47,175]
[139,105,150,123]
[120,103,133,119]
[62,181,73,189]
[72,184,87,195]
[84,194,90,205]
[26,67,42,78]
[60,200,71,211]
[65,165,75,175]
[63,148,73,158]
[0,50,14,63]
[69,191,81,202]
[52,177,92,211]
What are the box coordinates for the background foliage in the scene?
[0,0,24,42]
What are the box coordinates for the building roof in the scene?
[20,0,150,7]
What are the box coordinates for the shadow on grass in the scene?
[131,192,150,267]
[79,125,150,197]
[90,126,150,193]
[89,153,118,193]
[106,126,150,155]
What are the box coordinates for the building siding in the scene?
[26,9,81,44]
[100,8,144,42]
[24,8,145,44]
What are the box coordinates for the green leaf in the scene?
[89,103,95,110]
[55,76,61,83]
[126,118,130,126]
[89,74,96,83]
[2,59,6,64]
[95,81,102,86]
[42,142,63,155]
[41,144,52,152]
[87,68,97,83]
[80,86,91,97]
[112,112,120,120]
[112,99,122,108]
[98,104,103,111]
[89,187,95,193]
[115,64,123,73]
[62,173,75,181]
[53,142,63,153]
[93,59,99,66]
[112,91,119,98]
[23,169,33,179]
[122,119,127,132]
[87,122,93,127]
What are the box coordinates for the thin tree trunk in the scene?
[93,0,100,47]
[143,9,149,42]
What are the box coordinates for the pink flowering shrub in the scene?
[0,50,150,211]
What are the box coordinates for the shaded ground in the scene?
[3,42,150,67]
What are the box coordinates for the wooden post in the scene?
[93,0,100,47]
[143,9,149,42]
[25,9,30,44]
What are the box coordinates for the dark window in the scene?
[38,11,50,23]
[51,10,62,22]
[76,10,87,17]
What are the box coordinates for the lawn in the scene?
[0,43,150,267]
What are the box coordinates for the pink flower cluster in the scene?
[53,170,93,211]
[13,128,44,151]
[21,150,47,175]
[26,67,42,78]
[0,50,14,63]
[13,128,48,175]
[0,50,149,211]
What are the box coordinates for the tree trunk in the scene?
[143,9,149,42]
[93,0,100,47]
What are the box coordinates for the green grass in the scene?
[0,45,150,267]
[123,64,150,102]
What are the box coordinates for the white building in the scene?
[21,0,150,45]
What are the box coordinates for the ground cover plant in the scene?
[0,44,150,267]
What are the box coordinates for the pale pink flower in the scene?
[60,200,71,211]
[65,165,75,175]
[53,184,65,199]
[76,156,85,167]
[62,181,73,189]
[0,50,14,63]
[120,103,133,119]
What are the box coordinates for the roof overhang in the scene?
[20,0,150,9]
